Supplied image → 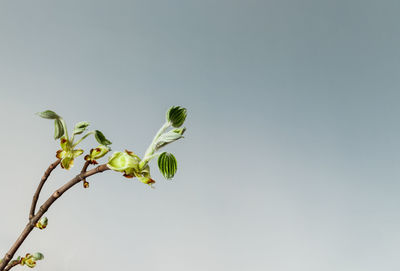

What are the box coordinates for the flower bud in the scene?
[36,217,48,230]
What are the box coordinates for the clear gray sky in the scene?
[1,0,400,270]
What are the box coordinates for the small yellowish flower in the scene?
[35,217,48,230]
[84,145,110,164]
[20,254,37,268]
[56,136,84,170]
[19,253,44,268]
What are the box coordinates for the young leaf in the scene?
[73,121,90,135]
[36,110,60,119]
[158,152,177,179]
[154,128,185,151]
[54,119,64,139]
[32,253,44,261]
[166,106,187,128]
[95,130,112,146]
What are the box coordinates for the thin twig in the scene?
[29,160,61,219]
[4,260,19,271]
[0,164,110,271]
[81,161,90,175]
[80,161,91,188]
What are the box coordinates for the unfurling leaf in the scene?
[158,152,177,179]
[36,110,60,119]
[32,253,44,261]
[154,127,185,151]
[166,106,187,128]
[54,119,64,139]
[95,130,112,146]
[73,121,90,135]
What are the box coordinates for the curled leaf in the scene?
[154,128,185,151]
[54,119,64,140]
[95,130,112,146]
[73,121,90,135]
[36,110,60,119]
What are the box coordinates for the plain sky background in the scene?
[1,0,400,270]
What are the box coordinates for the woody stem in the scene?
[0,164,110,271]
[29,159,61,220]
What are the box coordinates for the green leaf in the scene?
[154,128,185,151]
[166,106,187,128]
[54,119,64,139]
[95,130,112,146]
[73,121,90,135]
[36,110,60,119]
[158,152,177,179]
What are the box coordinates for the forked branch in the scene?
[29,159,61,219]
[0,164,109,271]
[0,106,187,270]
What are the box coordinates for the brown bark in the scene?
[3,260,19,271]
[29,160,61,219]
[80,161,91,188]
[0,164,109,271]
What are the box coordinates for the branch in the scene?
[80,161,91,188]
[29,160,61,219]
[0,164,110,271]
[4,260,19,271]
[81,161,90,175]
